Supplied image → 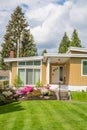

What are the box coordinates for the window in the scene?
[34,61,41,65]
[18,60,41,66]
[34,69,40,84]
[18,68,40,85]
[82,60,87,75]
[59,67,64,81]
[18,69,25,85]
[26,69,33,84]
[18,62,25,66]
[26,61,33,66]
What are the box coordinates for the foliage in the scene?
[71,91,87,102]
[0,87,18,105]
[70,29,82,47]
[35,79,42,88]
[0,6,38,69]
[14,75,23,88]
[58,32,70,53]
[27,89,41,97]
[42,49,47,56]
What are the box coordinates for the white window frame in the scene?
[17,60,42,86]
[81,59,87,76]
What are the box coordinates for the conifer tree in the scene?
[58,32,70,53]
[0,6,38,69]
[70,29,82,47]
[42,49,47,56]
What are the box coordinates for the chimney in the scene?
[10,50,14,58]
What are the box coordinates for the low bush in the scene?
[27,89,41,98]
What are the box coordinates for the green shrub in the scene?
[13,75,23,88]
[35,79,42,88]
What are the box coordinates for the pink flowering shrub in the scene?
[16,86,33,95]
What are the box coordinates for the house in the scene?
[0,70,9,81]
[4,47,87,91]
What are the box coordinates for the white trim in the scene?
[81,59,87,76]
[68,85,87,91]
[46,58,50,84]
[44,53,87,58]
[4,56,43,63]
[67,47,87,54]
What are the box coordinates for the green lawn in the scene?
[71,91,87,102]
[0,100,87,130]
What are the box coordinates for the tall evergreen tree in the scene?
[0,6,38,69]
[42,49,47,56]
[20,29,38,57]
[70,29,82,47]
[58,32,70,53]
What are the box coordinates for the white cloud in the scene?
[0,0,87,54]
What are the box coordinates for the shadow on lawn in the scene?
[0,102,24,114]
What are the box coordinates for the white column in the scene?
[46,58,50,84]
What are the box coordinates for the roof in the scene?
[4,56,43,63]
[4,47,87,63]
[66,47,87,54]
[0,70,9,77]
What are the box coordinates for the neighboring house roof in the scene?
[0,70,9,77]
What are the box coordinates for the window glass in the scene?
[26,61,33,65]
[59,67,63,81]
[34,61,41,66]
[34,69,40,84]
[18,69,25,85]
[26,69,33,84]
[83,61,87,75]
[18,62,25,66]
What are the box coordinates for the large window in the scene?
[18,68,40,85]
[82,60,87,76]
[18,60,41,85]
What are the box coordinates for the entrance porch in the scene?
[45,56,70,90]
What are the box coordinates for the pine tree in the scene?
[0,6,38,69]
[20,29,38,57]
[42,49,47,56]
[58,32,70,53]
[70,29,82,47]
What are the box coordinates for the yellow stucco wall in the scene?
[42,62,46,85]
[11,62,17,86]
[69,58,87,86]
[65,61,70,85]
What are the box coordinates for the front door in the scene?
[51,66,59,84]
[51,66,64,84]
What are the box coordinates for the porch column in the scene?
[46,58,50,84]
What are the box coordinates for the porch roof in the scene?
[44,53,87,58]
[43,53,87,63]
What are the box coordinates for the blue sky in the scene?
[0,0,87,55]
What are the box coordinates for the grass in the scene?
[71,91,87,102]
[0,100,87,130]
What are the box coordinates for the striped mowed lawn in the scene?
[0,100,87,130]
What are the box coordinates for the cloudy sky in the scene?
[0,0,87,55]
